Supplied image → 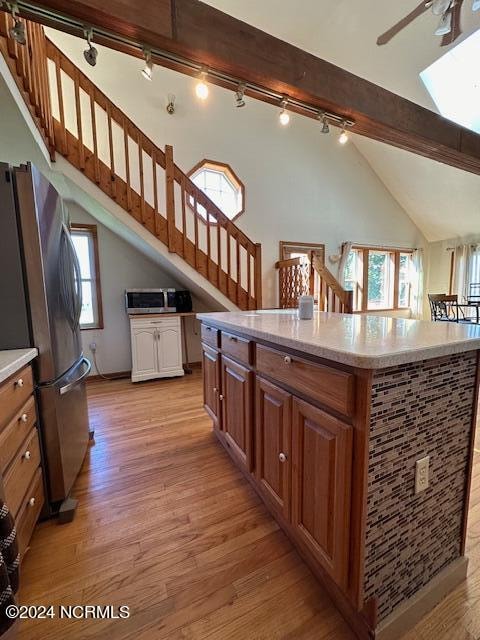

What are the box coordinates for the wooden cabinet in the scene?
[291,398,353,588]
[130,316,184,382]
[255,377,291,519]
[202,343,221,430]
[221,355,253,471]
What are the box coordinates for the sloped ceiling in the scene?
[204,1,480,241]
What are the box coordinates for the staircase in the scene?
[0,15,262,311]
[276,251,353,313]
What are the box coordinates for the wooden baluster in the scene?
[206,204,211,281]
[193,191,199,267]
[181,176,187,258]
[74,67,84,170]
[227,229,231,296]
[54,49,67,155]
[90,92,100,183]
[247,246,252,309]
[123,121,131,209]
[217,216,221,291]
[138,134,146,224]
[106,103,115,198]
[165,145,176,253]
[236,237,241,306]
[152,149,158,215]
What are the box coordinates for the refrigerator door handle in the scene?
[59,357,91,396]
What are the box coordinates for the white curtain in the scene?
[452,244,471,302]
[337,241,353,286]
[410,248,424,319]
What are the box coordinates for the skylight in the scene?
[420,29,480,134]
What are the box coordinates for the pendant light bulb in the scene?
[142,49,153,81]
[279,98,290,126]
[196,69,209,100]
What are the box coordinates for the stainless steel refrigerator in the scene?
[0,163,90,516]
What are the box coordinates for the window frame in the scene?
[70,223,104,331]
[187,159,246,223]
[347,245,414,313]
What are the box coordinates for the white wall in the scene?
[46,30,427,309]
[69,203,204,375]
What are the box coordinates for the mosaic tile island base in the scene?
[198,310,480,640]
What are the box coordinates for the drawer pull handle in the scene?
[283,356,292,365]
[219,394,224,401]
[15,378,24,388]
[213,387,218,394]
[23,450,31,460]
[20,413,28,423]
[28,497,36,507]
[206,327,212,332]
[279,452,287,463]
[229,336,238,342]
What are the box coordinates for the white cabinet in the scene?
[130,316,184,383]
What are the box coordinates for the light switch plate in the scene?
[415,456,430,494]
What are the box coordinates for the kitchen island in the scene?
[197,310,480,640]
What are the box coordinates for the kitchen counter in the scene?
[199,310,480,639]
[0,348,37,384]
[197,309,480,369]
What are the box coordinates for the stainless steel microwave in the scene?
[125,289,176,314]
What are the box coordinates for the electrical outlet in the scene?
[415,456,430,494]
[89,342,97,353]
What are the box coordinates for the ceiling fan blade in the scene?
[441,0,464,45]
[377,1,431,45]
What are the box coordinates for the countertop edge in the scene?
[196,315,480,369]
[0,348,38,384]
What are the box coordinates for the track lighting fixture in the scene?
[235,83,246,108]
[339,123,349,145]
[7,3,26,45]
[195,68,209,100]
[166,94,176,115]
[279,98,290,126]
[141,48,153,81]
[317,112,330,134]
[83,28,98,67]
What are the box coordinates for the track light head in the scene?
[434,10,452,35]
[235,83,246,108]
[317,112,330,134]
[166,94,176,115]
[142,48,153,80]
[196,68,209,100]
[279,98,290,126]
[9,17,26,45]
[83,28,98,67]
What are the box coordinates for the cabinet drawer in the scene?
[256,345,355,417]
[222,332,253,366]
[16,467,44,558]
[201,324,220,349]
[0,366,34,430]
[0,396,37,474]
[4,428,41,517]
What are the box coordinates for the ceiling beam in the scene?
[10,0,480,176]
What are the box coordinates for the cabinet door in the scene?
[202,344,220,430]
[131,327,158,382]
[255,377,291,519]
[221,356,253,472]
[157,325,184,376]
[292,398,353,588]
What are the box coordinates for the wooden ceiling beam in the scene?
[10,0,480,175]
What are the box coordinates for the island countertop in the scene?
[196,310,480,369]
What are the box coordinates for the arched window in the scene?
[188,160,245,222]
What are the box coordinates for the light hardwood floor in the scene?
[16,371,480,639]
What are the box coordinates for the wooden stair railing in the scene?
[275,252,353,313]
[0,14,54,157]
[0,18,262,310]
[311,252,353,314]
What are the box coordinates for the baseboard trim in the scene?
[376,556,468,640]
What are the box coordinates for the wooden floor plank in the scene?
[15,372,480,639]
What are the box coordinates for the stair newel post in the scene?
[254,243,262,310]
[165,145,176,253]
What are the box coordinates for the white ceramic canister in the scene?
[298,295,314,320]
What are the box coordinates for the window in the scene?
[344,246,414,312]
[188,160,245,222]
[420,29,480,134]
[71,224,103,329]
